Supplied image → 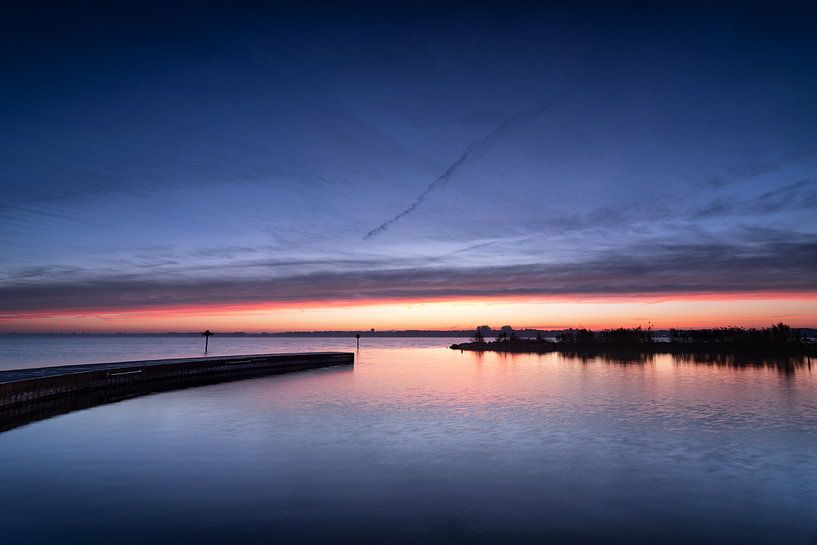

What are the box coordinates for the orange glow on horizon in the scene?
[1,292,816,333]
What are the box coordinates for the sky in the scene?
[1,1,816,332]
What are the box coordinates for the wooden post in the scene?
[202,330,214,352]
[355,333,360,349]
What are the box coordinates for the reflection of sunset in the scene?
[242,346,814,417]
[3,294,815,332]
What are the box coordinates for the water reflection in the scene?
[481,348,812,372]
[672,351,811,374]
[1,341,816,544]
[560,350,657,365]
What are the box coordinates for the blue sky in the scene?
[1,1,816,329]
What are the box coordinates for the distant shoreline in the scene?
[450,340,817,358]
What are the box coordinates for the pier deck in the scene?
[0,352,354,431]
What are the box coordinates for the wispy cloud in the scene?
[703,144,817,187]
[693,178,817,218]
[363,90,574,240]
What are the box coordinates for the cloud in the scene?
[363,90,574,240]
[704,144,817,187]
[693,178,817,218]
[2,239,815,314]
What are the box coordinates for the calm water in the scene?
[1,336,816,544]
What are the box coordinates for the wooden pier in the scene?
[0,352,354,432]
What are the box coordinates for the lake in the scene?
[1,335,816,544]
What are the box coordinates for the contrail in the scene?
[363,90,574,240]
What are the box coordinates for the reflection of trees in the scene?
[455,343,810,373]
[564,351,810,373]
[451,335,813,373]
[560,350,656,365]
[672,352,810,374]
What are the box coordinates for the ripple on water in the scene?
[0,340,816,544]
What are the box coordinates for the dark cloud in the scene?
[2,240,815,314]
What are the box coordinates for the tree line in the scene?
[464,323,811,351]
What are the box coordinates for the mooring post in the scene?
[202,329,214,352]
[355,333,360,349]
